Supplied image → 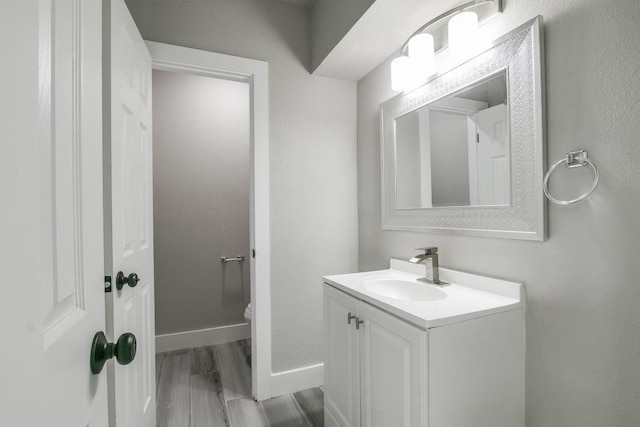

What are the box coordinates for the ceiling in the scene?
[313,0,472,81]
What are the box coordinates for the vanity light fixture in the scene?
[448,11,479,61]
[391,56,413,92]
[391,0,503,92]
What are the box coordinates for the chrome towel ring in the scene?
[543,150,599,205]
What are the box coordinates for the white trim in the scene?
[155,323,251,353]
[146,41,272,400]
[270,363,324,398]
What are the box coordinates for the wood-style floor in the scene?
[156,340,324,427]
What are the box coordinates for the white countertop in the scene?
[323,259,524,329]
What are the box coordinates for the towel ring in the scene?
[543,150,599,205]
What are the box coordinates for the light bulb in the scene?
[448,11,479,62]
[408,33,435,79]
[391,56,412,92]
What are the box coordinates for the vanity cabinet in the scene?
[324,284,427,427]
[323,282,524,427]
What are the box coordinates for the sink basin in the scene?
[362,278,447,302]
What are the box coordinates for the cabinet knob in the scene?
[347,312,356,324]
[356,318,364,330]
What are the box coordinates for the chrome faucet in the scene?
[409,247,449,286]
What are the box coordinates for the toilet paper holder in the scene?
[221,255,245,263]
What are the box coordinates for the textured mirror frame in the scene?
[381,16,546,240]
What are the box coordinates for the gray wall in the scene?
[153,70,250,335]
[126,0,358,373]
[429,110,470,206]
[357,0,640,425]
[310,0,375,72]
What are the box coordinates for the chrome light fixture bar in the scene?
[391,0,503,92]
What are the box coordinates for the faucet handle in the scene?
[415,247,438,255]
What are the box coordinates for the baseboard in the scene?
[270,363,324,398]
[155,323,250,353]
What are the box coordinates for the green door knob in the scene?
[90,331,137,375]
[115,271,141,290]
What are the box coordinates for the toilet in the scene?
[243,302,252,323]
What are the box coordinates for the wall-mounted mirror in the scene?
[381,17,546,240]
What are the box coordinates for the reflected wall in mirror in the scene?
[381,17,546,240]
[395,72,509,208]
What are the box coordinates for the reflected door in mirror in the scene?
[471,103,509,205]
[394,72,509,209]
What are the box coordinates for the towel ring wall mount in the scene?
[543,150,599,205]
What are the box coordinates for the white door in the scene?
[324,285,361,427]
[359,302,427,427]
[104,1,156,426]
[472,103,509,205]
[0,1,109,425]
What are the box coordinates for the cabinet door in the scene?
[359,302,427,427]
[324,285,361,427]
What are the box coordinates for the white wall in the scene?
[357,1,640,425]
[395,111,422,207]
[153,70,250,335]
[125,0,358,373]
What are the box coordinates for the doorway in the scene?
[153,69,251,344]
[147,42,271,401]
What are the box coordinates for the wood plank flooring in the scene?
[156,339,324,427]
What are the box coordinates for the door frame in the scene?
[145,41,272,401]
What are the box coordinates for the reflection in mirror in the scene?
[395,72,509,208]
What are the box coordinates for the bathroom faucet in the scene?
[409,247,449,286]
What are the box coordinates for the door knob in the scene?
[90,331,137,375]
[116,271,140,290]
